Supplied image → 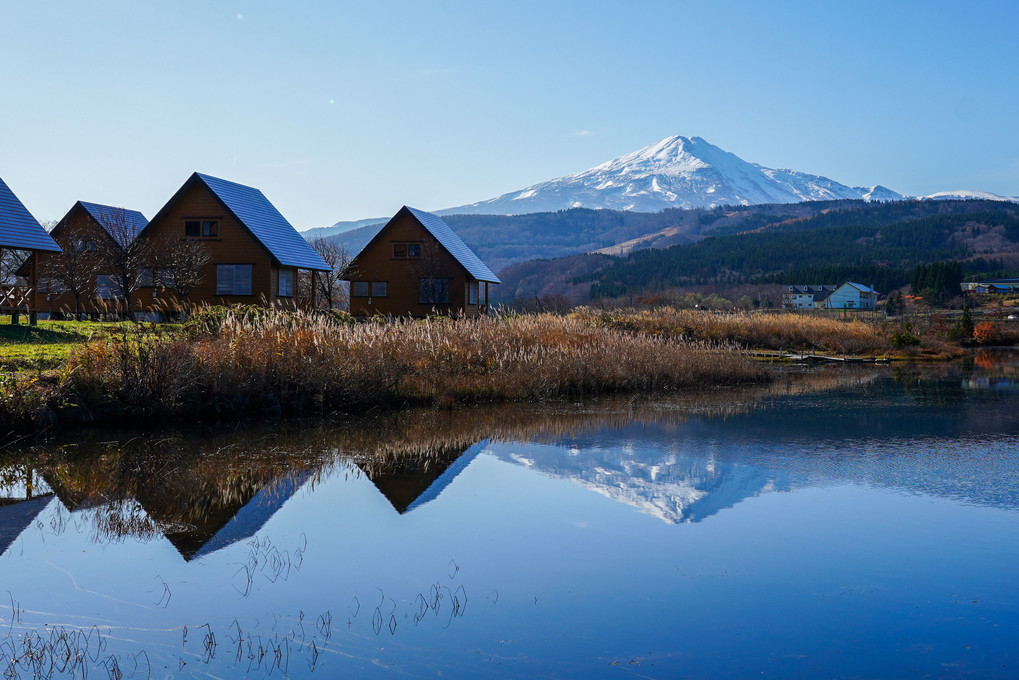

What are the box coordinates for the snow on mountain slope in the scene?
[922,189,1019,202]
[440,135,902,216]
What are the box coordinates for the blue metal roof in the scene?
[0,176,60,252]
[845,282,880,294]
[405,207,500,283]
[195,173,330,271]
[78,201,148,247]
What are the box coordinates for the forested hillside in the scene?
[582,201,1019,298]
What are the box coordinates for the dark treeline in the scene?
[910,261,964,304]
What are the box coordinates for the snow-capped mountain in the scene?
[441,135,902,216]
[921,189,1019,202]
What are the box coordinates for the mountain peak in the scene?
[442,135,902,216]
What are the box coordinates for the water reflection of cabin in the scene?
[0,466,55,557]
[360,443,482,513]
[140,470,313,561]
[344,207,500,318]
[0,176,61,321]
[35,463,312,562]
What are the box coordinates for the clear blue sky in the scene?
[2,0,1017,228]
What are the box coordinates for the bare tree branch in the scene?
[310,237,350,310]
[95,208,161,322]
[151,236,211,316]
[40,224,103,318]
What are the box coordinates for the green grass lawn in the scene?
[0,317,164,372]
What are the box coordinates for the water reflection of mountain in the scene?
[488,372,1019,517]
[1,362,1016,551]
[492,442,790,523]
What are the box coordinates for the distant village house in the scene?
[781,282,879,310]
[343,206,500,318]
[782,285,836,309]
[961,278,1019,294]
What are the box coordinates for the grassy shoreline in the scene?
[2,309,765,435]
[2,306,1013,437]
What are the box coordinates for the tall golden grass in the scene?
[573,307,893,355]
[63,309,766,419]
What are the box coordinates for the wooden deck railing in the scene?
[0,285,33,312]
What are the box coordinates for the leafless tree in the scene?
[41,229,103,319]
[310,237,350,309]
[152,236,211,316]
[414,239,455,311]
[95,208,160,322]
[0,248,30,285]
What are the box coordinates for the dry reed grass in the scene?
[62,309,766,420]
[573,306,893,355]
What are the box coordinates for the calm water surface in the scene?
[1,357,1017,679]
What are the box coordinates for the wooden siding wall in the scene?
[143,182,277,308]
[32,206,117,315]
[347,213,484,318]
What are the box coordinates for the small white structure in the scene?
[818,282,879,310]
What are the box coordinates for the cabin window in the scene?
[419,278,450,304]
[96,275,124,300]
[139,268,174,288]
[371,281,388,297]
[216,264,253,295]
[185,219,218,237]
[352,281,369,297]
[39,277,66,294]
[468,281,479,305]
[393,243,422,258]
[278,269,294,297]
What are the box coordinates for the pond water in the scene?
[1,356,1017,679]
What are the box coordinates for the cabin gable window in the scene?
[184,219,219,238]
[393,242,422,258]
[371,281,388,297]
[352,281,370,297]
[216,264,253,296]
[71,238,98,252]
